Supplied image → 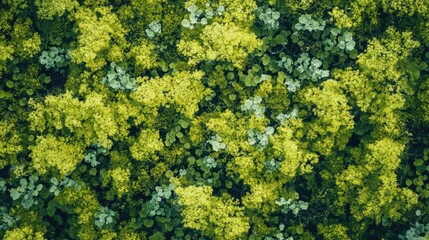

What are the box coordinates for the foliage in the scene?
[175,185,250,239]
[275,197,309,216]
[83,144,108,167]
[49,176,82,196]
[241,96,266,118]
[0,0,428,239]
[146,21,162,39]
[256,7,281,30]
[94,207,116,228]
[0,207,19,231]
[35,0,78,20]
[29,134,85,176]
[39,47,70,70]
[101,62,136,91]
[9,175,43,209]
[399,222,429,240]
[178,22,262,68]
[207,134,226,152]
[181,3,225,29]
[3,226,45,240]
[145,184,175,217]
[294,14,326,32]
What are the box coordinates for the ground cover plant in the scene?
[1,0,429,239]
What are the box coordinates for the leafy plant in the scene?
[39,47,70,69]
[294,15,326,32]
[9,175,43,209]
[241,96,266,118]
[181,3,225,29]
[94,207,116,228]
[275,197,309,216]
[101,62,136,91]
[294,53,329,81]
[0,207,18,231]
[243,73,270,87]
[49,177,81,196]
[248,127,275,150]
[284,76,301,93]
[276,109,299,124]
[264,159,281,173]
[0,179,6,192]
[165,123,191,148]
[256,7,281,30]
[201,156,217,169]
[145,184,176,217]
[207,134,226,152]
[264,223,294,240]
[399,222,429,240]
[146,21,162,39]
[323,29,356,52]
[83,143,108,167]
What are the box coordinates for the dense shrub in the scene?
[1,0,429,239]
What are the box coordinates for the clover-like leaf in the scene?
[346,40,356,51]
[187,5,197,13]
[10,189,21,200]
[330,28,341,36]
[272,12,280,20]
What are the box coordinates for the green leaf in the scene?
[6,81,14,88]
[262,54,270,66]
[149,232,165,240]
[189,14,197,24]
[414,159,424,167]
[273,34,286,45]
[346,41,356,51]
[165,170,174,178]
[226,180,233,189]
[299,15,307,24]
[10,189,20,200]
[252,64,261,72]
[249,234,258,240]
[164,222,174,232]
[349,49,358,59]
[176,131,184,138]
[89,168,97,175]
[187,5,197,13]
[21,198,34,209]
[330,28,341,36]
[179,119,189,128]
[181,19,191,28]
[146,29,155,38]
[291,33,299,43]
[272,12,280,20]
[188,156,196,165]
[227,72,235,80]
[344,32,353,42]
[296,226,304,234]
[244,77,252,87]
[175,228,185,237]
[19,98,27,106]
[406,179,412,186]
[143,219,154,228]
